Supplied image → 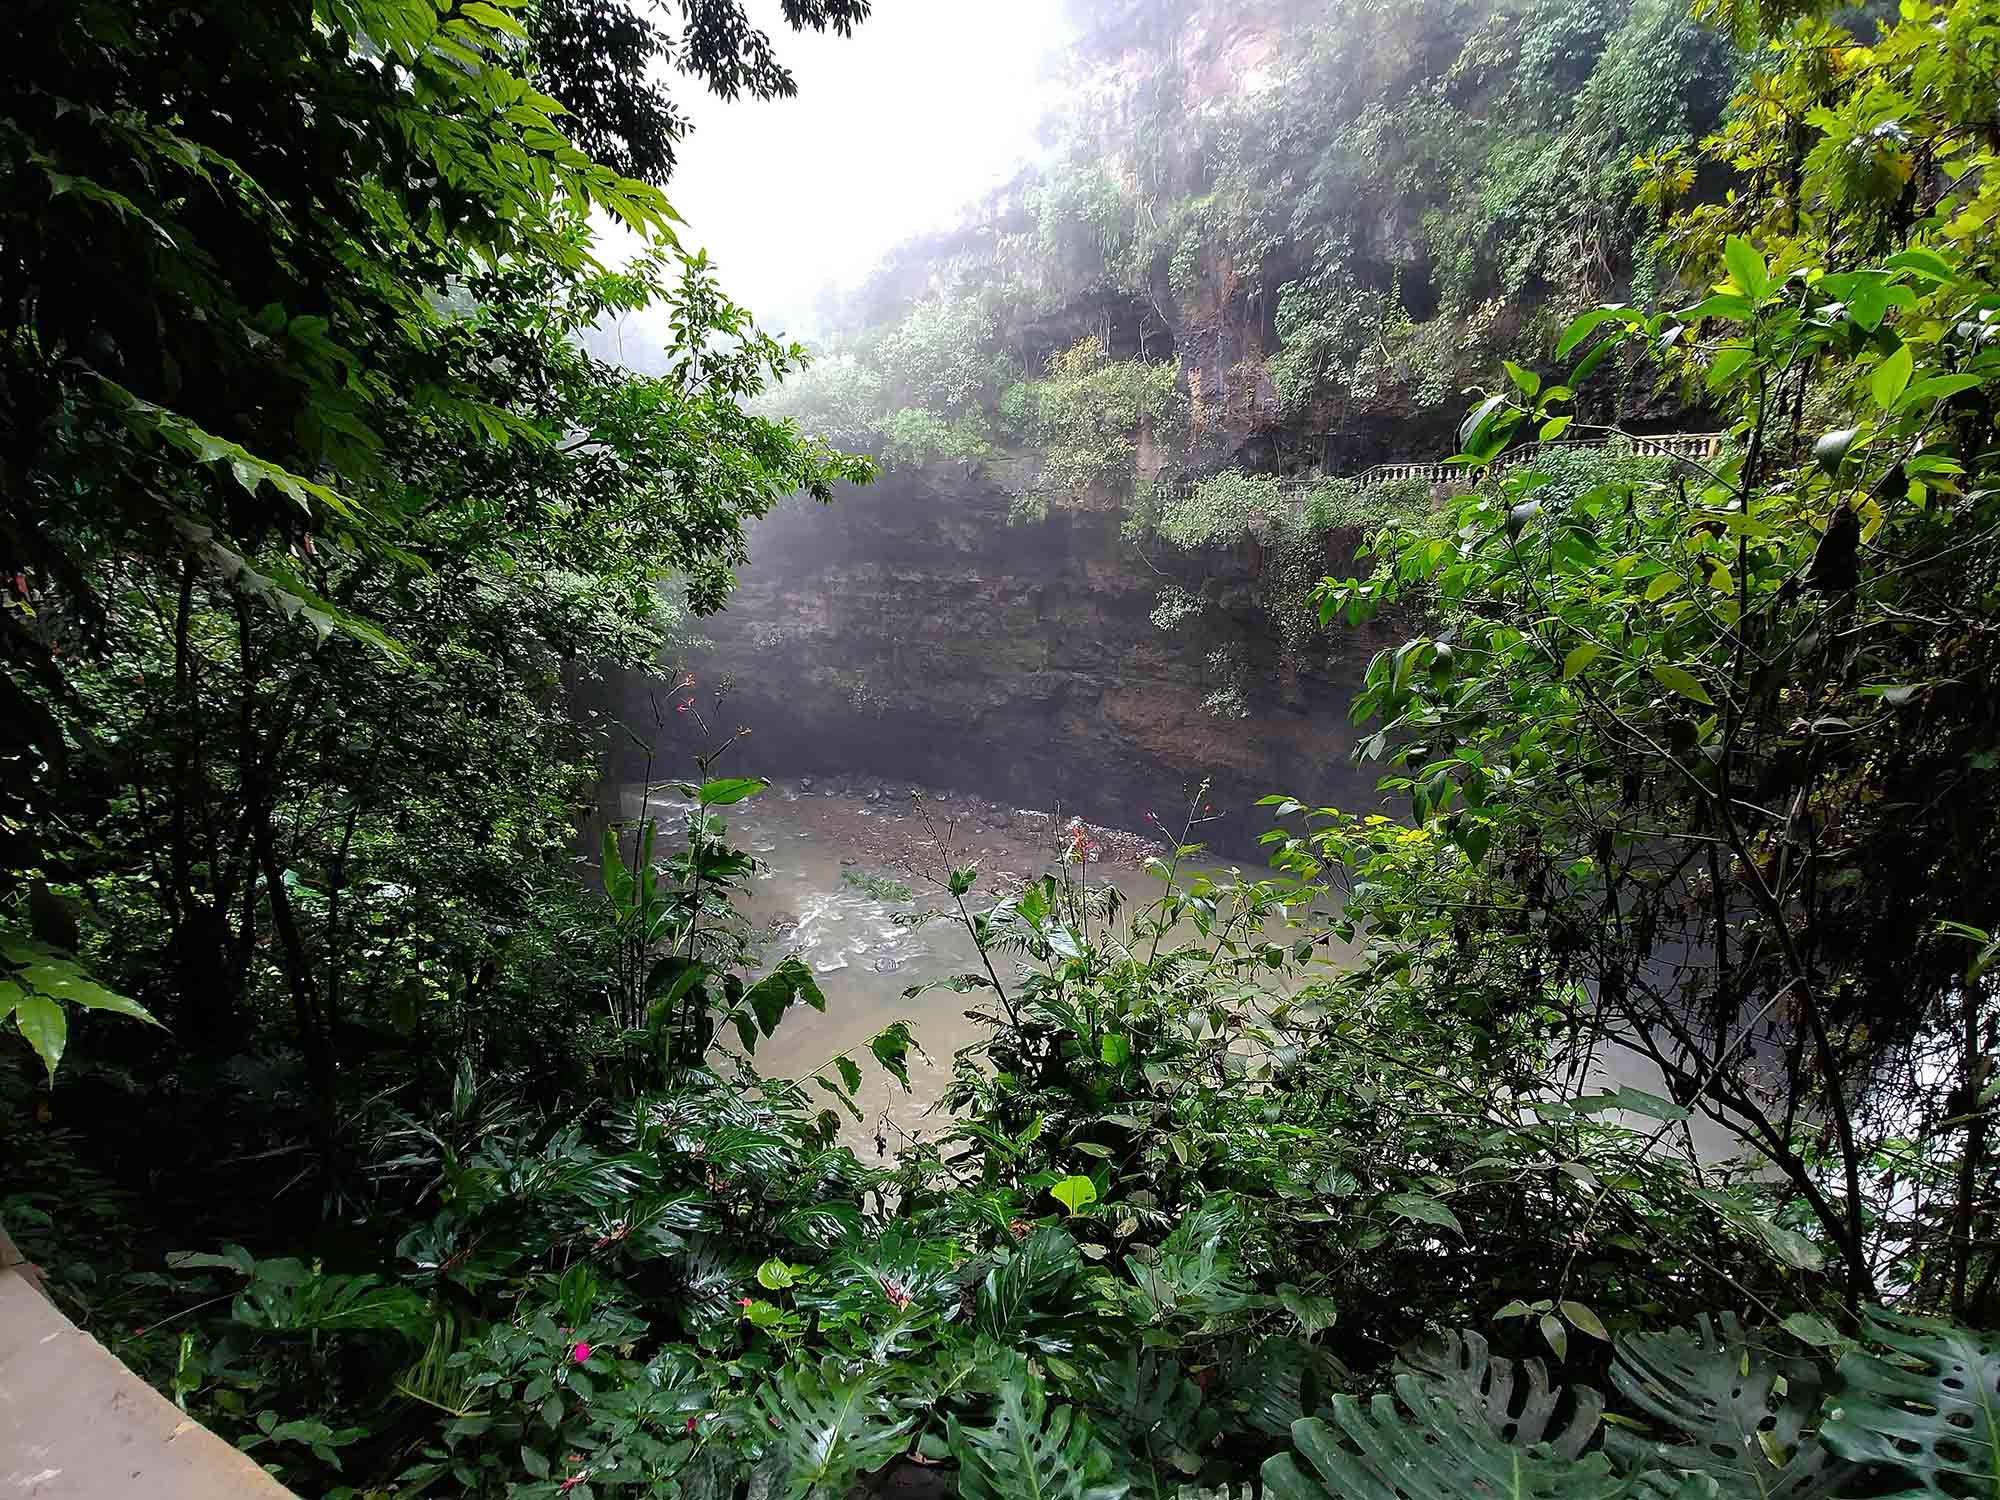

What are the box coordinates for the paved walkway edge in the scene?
[0,1224,297,1498]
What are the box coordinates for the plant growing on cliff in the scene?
[1013,337,1187,518]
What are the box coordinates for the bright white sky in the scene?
[659,0,1076,338]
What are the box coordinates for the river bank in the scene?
[618,776,1338,1147]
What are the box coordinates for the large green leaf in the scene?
[13,991,65,1080]
[699,776,770,806]
[1606,1315,1849,1500]
[1123,1204,1254,1331]
[602,825,634,915]
[757,1356,914,1499]
[1263,1379,1637,1500]
[1,936,159,1024]
[225,1261,431,1340]
[1220,1335,1345,1440]
[1088,1349,1219,1497]
[1400,1329,1602,1458]
[1820,1308,2000,1496]
[976,1225,1095,1357]
[952,1367,1129,1500]
[741,956,827,1043]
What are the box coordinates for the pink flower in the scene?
[737,1297,754,1310]
[686,1417,698,1434]
[572,1341,591,1363]
[677,702,689,713]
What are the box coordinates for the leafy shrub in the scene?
[1031,157,1138,283]
[1157,471,1284,549]
[754,352,887,451]
[882,407,997,467]
[874,296,1018,418]
[1149,585,1204,632]
[1022,337,1186,512]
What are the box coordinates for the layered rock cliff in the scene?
[601,0,1732,844]
[654,457,1399,853]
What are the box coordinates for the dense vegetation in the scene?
[759,0,1747,694]
[8,3,2000,1500]
[768,0,1741,465]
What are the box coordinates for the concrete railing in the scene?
[1151,432,1727,503]
[0,1223,296,1498]
[1357,430,1726,486]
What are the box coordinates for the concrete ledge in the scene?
[0,1227,296,1498]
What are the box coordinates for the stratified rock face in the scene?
[641,459,1401,854]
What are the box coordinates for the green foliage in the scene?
[1605,1317,1849,1498]
[1019,338,1187,516]
[747,0,1745,530]
[1299,0,2000,1317]
[1261,1311,1995,1500]
[1820,1310,2000,1494]
[876,297,1018,419]
[1158,473,1285,551]
[1264,1379,1631,1500]
[953,1366,1129,1500]
[1032,158,1139,284]
[1150,586,1205,633]
[755,352,889,451]
[759,1357,916,1498]
[19,5,2000,1500]
[1145,470,1431,666]
[883,407,999,468]
[1,930,158,1079]
[1399,1330,1602,1459]
[4,0,876,1102]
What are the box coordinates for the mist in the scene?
[661,0,1076,338]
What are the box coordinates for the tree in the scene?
[530,0,873,182]
[0,0,871,1095]
[1301,0,2000,1314]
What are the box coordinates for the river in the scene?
[618,777,1347,1149]
[618,778,1742,1163]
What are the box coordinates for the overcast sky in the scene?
[659,0,1075,338]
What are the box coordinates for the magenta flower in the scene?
[571,1341,591,1363]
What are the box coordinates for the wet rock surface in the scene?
[605,462,1399,855]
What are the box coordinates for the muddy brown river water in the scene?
[617,779,1742,1163]
[617,779,1344,1147]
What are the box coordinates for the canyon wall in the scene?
[631,457,1403,855]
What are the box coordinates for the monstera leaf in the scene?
[1606,1314,1851,1500]
[1820,1308,2000,1495]
[755,1357,914,1499]
[1088,1348,1220,1496]
[1400,1328,1603,1459]
[976,1225,1098,1356]
[1124,1205,1254,1331]
[952,1368,1130,1500]
[1262,1378,1638,1500]
[1218,1335,1347,1439]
